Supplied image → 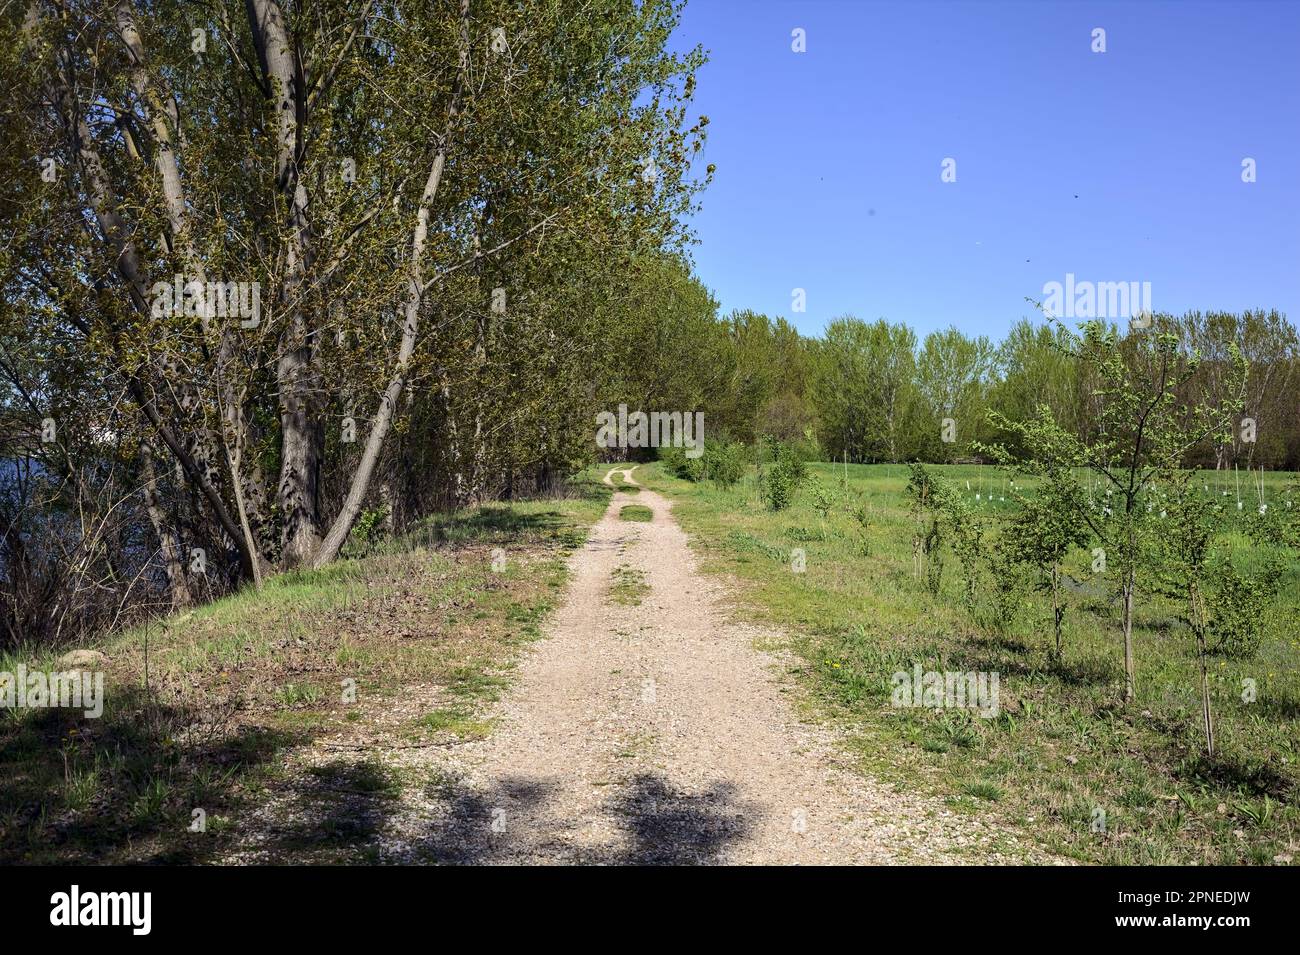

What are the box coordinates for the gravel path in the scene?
[412,467,1055,864]
[218,467,1057,864]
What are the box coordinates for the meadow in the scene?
[645,460,1300,865]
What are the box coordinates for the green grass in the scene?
[0,475,611,864]
[618,504,653,522]
[415,706,492,740]
[608,565,651,606]
[644,460,1300,865]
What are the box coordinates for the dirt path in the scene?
[218,467,1055,864]
[407,467,1053,864]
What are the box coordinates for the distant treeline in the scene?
[669,308,1299,471]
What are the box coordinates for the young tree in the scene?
[987,316,1246,701]
[997,474,1090,658]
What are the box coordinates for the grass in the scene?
[608,565,651,606]
[619,504,653,522]
[0,476,610,863]
[643,459,1300,865]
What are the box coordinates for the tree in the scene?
[913,327,999,462]
[987,315,1247,702]
[997,472,1090,658]
[5,0,710,589]
[810,317,918,463]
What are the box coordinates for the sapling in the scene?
[809,478,836,539]
[905,463,965,597]
[849,500,872,556]
[906,464,944,594]
[997,473,1090,658]
[986,315,1246,701]
[1151,471,1220,755]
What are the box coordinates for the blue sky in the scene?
[671,0,1300,339]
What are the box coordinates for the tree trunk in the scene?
[140,440,192,610]
[1122,568,1136,702]
[247,0,324,568]
[311,0,471,569]
[1051,564,1063,659]
[277,356,324,566]
[1192,583,1215,757]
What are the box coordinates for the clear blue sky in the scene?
[672,0,1300,339]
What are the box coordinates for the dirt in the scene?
[219,467,1060,864]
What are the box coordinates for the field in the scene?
[644,460,1300,865]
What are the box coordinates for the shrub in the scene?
[759,441,807,511]
[1209,559,1282,659]
[660,441,747,487]
[657,445,688,478]
[905,463,963,596]
[703,441,747,488]
[849,501,872,555]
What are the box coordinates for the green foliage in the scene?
[905,463,962,596]
[809,478,836,520]
[704,442,748,488]
[984,315,1248,701]
[658,440,747,488]
[848,501,873,556]
[810,318,919,463]
[759,441,807,512]
[660,460,1300,865]
[998,471,1091,653]
[351,508,389,557]
[1208,560,1282,659]
[6,0,715,617]
[979,543,1026,634]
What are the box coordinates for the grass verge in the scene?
[644,460,1300,865]
[0,478,609,863]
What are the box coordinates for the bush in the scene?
[849,501,872,555]
[759,441,807,511]
[1209,560,1282,658]
[703,441,747,488]
[659,441,747,487]
[657,445,690,479]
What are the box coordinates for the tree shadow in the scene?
[1251,685,1300,721]
[1176,751,1294,801]
[0,686,306,864]
[418,771,756,865]
[418,506,589,550]
[223,757,404,863]
[600,773,755,864]
[1049,652,1120,688]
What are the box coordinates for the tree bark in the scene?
[117,0,268,586]
[1122,568,1136,702]
[33,3,259,580]
[247,0,324,567]
[140,440,193,610]
[312,0,471,567]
